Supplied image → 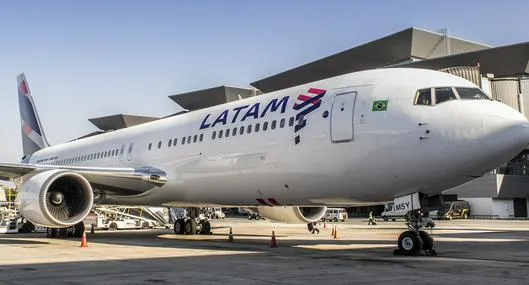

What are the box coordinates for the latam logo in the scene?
[292,88,326,144]
[199,87,327,145]
[200,96,290,130]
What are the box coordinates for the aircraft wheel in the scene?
[174,219,184,234]
[397,231,423,255]
[19,222,35,233]
[184,219,198,235]
[419,231,433,251]
[47,228,58,238]
[73,222,85,238]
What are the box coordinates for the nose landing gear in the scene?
[394,210,436,256]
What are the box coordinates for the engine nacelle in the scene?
[257,206,327,224]
[15,170,94,228]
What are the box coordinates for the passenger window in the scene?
[435,87,457,104]
[193,134,198,142]
[240,126,244,135]
[199,134,204,142]
[247,124,252,134]
[415,89,432,105]
[455,87,490,100]
[158,141,162,149]
[187,136,191,142]
[225,129,230,138]
[280,118,285,128]
[232,128,237,136]
[271,120,277,129]
[219,130,223,138]
[168,139,172,147]
[173,138,178,146]
[182,137,186,144]
[212,131,216,140]
[255,123,260,132]
[263,121,268,131]
[289,117,294,127]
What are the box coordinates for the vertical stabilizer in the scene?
[17,73,50,158]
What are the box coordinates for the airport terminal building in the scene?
[93,27,529,218]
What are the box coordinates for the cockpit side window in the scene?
[455,87,490,100]
[434,87,457,104]
[414,88,432,106]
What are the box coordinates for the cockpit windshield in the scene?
[414,87,491,106]
[455,87,490,100]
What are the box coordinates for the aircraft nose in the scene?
[483,105,529,146]
[455,102,529,178]
[470,104,529,174]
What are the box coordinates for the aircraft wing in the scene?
[0,163,167,195]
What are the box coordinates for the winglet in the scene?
[17,73,50,158]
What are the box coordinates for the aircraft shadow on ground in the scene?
[4,227,529,258]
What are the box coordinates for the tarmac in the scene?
[1,218,529,284]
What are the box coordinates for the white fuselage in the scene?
[27,68,529,207]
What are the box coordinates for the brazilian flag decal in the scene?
[372,100,388,111]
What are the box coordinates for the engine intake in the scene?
[15,170,94,228]
[257,206,327,224]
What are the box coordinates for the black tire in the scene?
[383,216,389,222]
[141,221,150,229]
[419,231,434,250]
[174,219,184,234]
[108,222,118,231]
[391,218,396,222]
[397,231,423,255]
[184,219,198,235]
[333,217,338,222]
[19,222,35,233]
[200,220,211,235]
[73,222,84,238]
[47,228,58,238]
[58,228,68,238]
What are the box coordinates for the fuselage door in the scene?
[127,142,134,161]
[330,91,357,142]
[118,144,125,162]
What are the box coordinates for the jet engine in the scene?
[257,206,326,224]
[15,169,94,228]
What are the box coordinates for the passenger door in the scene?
[330,90,357,143]
[127,142,134,161]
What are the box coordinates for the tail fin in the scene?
[17,73,50,158]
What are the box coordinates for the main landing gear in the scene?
[173,208,212,235]
[394,210,436,256]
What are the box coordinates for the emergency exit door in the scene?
[330,91,356,142]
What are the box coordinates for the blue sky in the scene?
[0,0,528,163]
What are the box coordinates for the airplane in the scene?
[1,68,528,255]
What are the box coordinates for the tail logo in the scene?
[17,74,49,157]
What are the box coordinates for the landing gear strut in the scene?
[173,207,211,236]
[394,210,436,256]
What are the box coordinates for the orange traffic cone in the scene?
[270,230,277,248]
[333,226,339,239]
[331,226,335,237]
[80,230,88,247]
[228,227,234,242]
